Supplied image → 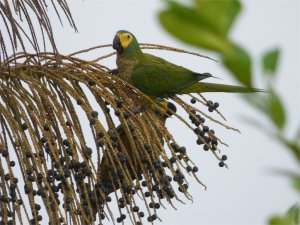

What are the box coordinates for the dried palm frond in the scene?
[0,0,76,64]
[0,44,236,225]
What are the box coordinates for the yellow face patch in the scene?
[117,33,133,49]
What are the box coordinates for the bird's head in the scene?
[113,30,140,55]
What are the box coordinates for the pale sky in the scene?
[3,0,300,225]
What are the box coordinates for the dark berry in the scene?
[100,214,105,220]
[88,79,96,86]
[91,111,98,118]
[90,118,96,125]
[169,157,176,164]
[203,144,210,151]
[192,166,198,173]
[116,98,123,108]
[2,150,9,157]
[204,136,211,143]
[86,147,93,156]
[183,183,189,190]
[21,123,28,130]
[221,155,228,161]
[123,111,130,119]
[167,102,177,113]
[186,166,192,172]
[154,108,160,115]
[120,214,126,220]
[65,121,71,126]
[211,138,218,144]
[203,126,209,132]
[40,137,47,144]
[213,102,219,108]
[141,181,147,187]
[133,206,139,212]
[76,98,83,105]
[37,215,42,221]
[43,124,50,131]
[151,214,157,221]
[196,138,204,145]
[62,139,69,146]
[25,152,32,158]
[179,146,186,154]
[98,132,104,138]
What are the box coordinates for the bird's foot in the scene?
[151,99,177,118]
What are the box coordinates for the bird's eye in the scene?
[127,35,130,39]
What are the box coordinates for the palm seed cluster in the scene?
[0,45,239,225]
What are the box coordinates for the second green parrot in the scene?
[112,30,262,97]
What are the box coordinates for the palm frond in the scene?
[0,0,77,64]
[0,45,236,224]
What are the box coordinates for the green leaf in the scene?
[243,94,268,112]
[159,1,230,53]
[270,169,300,193]
[293,177,300,193]
[194,0,241,36]
[159,0,241,51]
[159,0,253,86]
[278,136,300,163]
[268,90,286,130]
[263,48,280,75]
[269,216,294,225]
[223,44,252,86]
[286,205,300,225]
[269,205,300,225]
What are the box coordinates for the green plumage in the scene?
[113,30,262,97]
[178,82,263,94]
[131,54,212,97]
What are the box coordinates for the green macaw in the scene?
[112,30,262,97]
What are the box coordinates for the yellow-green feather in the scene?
[178,82,264,94]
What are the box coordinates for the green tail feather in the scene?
[178,82,266,94]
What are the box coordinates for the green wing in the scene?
[132,54,200,97]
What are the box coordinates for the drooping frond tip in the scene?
[0,0,77,64]
[0,45,237,225]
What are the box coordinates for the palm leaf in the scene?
[0,45,236,224]
[0,0,77,64]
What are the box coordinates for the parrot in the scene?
[112,30,263,97]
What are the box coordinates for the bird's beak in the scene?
[113,35,124,54]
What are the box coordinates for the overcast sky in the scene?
[4,0,300,225]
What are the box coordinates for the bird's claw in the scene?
[150,100,177,118]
